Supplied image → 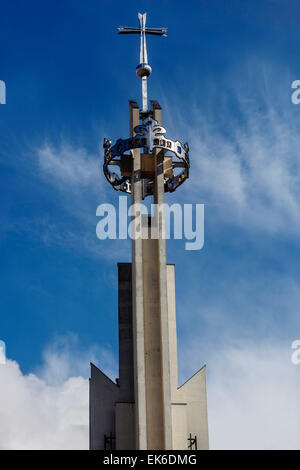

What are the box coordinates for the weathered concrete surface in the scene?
[142,229,164,449]
[152,101,173,450]
[89,363,119,450]
[130,99,148,450]
[118,263,134,403]
[177,366,209,450]
[115,402,135,450]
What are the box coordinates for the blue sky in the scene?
[1,0,300,449]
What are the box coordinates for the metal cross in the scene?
[118,13,167,112]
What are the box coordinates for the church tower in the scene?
[90,13,209,451]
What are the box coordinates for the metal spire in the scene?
[118,13,167,112]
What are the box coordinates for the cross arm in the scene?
[118,26,141,34]
[118,26,167,36]
[144,28,167,37]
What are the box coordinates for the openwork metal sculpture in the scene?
[103,12,190,198]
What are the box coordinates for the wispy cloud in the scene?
[189,108,300,233]
[35,333,117,386]
[165,63,300,235]
[37,144,100,191]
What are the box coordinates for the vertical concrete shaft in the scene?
[130,99,173,449]
[151,100,173,449]
[142,227,164,449]
[118,263,134,402]
[130,100,148,450]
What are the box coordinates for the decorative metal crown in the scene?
[103,115,190,197]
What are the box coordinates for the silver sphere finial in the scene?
[136,63,152,78]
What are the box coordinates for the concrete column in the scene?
[130,99,174,449]
[142,224,165,449]
[166,264,179,401]
[151,100,173,449]
[118,263,134,402]
[130,100,148,450]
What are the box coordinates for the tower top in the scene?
[118,13,167,111]
[103,13,189,198]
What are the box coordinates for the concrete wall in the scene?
[177,366,209,450]
[89,363,119,450]
[118,263,134,402]
[115,402,135,450]
[90,264,135,450]
[166,265,179,401]
[171,404,188,449]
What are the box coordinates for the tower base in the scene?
[89,263,209,450]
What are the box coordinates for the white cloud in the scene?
[179,336,300,449]
[0,337,299,449]
[207,342,300,450]
[0,358,88,450]
[0,335,117,450]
